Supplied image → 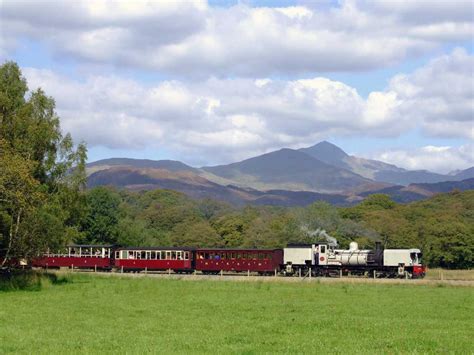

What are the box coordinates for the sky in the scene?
[1,0,473,173]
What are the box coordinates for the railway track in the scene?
[47,269,474,287]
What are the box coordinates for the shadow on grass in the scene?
[0,269,72,292]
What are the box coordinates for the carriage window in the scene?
[221,253,226,260]
[258,253,264,260]
[184,252,189,260]
[150,251,156,260]
[320,246,326,253]
[242,253,247,259]
[141,251,147,259]
[267,254,272,260]
[177,251,182,260]
[231,253,236,259]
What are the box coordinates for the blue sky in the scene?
[1,0,473,172]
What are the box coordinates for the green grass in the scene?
[0,274,473,354]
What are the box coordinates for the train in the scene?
[30,241,426,278]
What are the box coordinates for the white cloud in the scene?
[1,0,472,76]
[21,49,473,166]
[372,144,474,174]
[388,48,474,139]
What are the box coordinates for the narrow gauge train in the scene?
[31,241,426,278]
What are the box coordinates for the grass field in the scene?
[425,268,474,281]
[0,274,473,354]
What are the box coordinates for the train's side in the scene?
[195,248,283,274]
[283,242,426,278]
[28,242,426,278]
[31,245,113,270]
[113,247,194,272]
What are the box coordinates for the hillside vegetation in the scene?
[75,187,473,269]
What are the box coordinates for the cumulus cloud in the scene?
[388,48,474,139]
[371,144,474,174]
[21,49,473,166]
[1,0,472,76]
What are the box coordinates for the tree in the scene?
[80,187,121,244]
[0,61,87,264]
[0,142,43,265]
[171,220,222,247]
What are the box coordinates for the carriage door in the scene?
[318,245,328,265]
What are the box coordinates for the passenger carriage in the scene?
[31,245,113,270]
[195,248,283,275]
[114,247,194,272]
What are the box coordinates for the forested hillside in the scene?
[76,187,473,269]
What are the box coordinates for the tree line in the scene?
[1,62,472,269]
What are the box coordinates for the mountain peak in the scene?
[298,141,349,168]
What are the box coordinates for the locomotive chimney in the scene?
[375,241,383,264]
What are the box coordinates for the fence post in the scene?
[94,265,97,273]
[121,265,123,274]
[248,270,250,277]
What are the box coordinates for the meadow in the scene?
[0,273,473,354]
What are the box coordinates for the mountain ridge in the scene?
[86,141,473,206]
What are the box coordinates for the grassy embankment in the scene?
[0,273,473,353]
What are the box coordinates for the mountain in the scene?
[452,167,474,181]
[87,166,351,206]
[85,142,473,206]
[86,158,196,175]
[299,141,459,186]
[201,148,380,193]
[360,178,474,203]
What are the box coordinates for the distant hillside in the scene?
[452,167,474,181]
[87,158,196,175]
[86,142,473,203]
[299,141,471,186]
[360,178,474,203]
[87,166,351,206]
[202,148,379,193]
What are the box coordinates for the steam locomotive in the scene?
[30,241,426,278]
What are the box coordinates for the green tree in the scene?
[80,187,121,244]
[171,220,222,247]
[0,61,87,264]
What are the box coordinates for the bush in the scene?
[0,270,71,292]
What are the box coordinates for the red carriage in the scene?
[31,245,113,270]
[195,248,283,275]
[114,247,194,272]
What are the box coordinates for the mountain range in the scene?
[86,141,474,206]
